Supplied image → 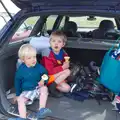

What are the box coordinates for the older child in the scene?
[9,44,51,120]
[41,31,71,97]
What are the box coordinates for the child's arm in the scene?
[39,64,48,75]
[39,64,49,84]
[14,70,22,96]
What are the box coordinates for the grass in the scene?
[25,16,40,26]
[25,16,57,29]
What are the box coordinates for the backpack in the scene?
[67,61,114,104]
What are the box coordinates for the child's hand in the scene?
[38,80,44,87]
[62,62,70,70]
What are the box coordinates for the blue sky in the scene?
[0,0,20,13]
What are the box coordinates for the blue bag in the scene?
[99,37,120,93]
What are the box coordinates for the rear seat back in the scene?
[63,21,79,37]
[92,20,115,39]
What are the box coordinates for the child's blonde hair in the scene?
[50,31,67,43]
[18,44,36,60]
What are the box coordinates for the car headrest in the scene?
[64,21,77,33]
[99,20,114,30]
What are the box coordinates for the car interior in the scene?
[92,20,116,39]
[0,13,120,120]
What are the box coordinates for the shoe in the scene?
[50,89,63,98]
[48,82,63,98]
[8,117,27,120]
[36,108,52,119]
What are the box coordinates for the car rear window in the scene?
[69,16,117,32]
[10,16,40,43]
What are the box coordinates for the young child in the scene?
[9,44,51,120]
[41,31,71,97]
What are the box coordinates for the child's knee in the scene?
[40,86,48,95]
[17,96,27,104]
